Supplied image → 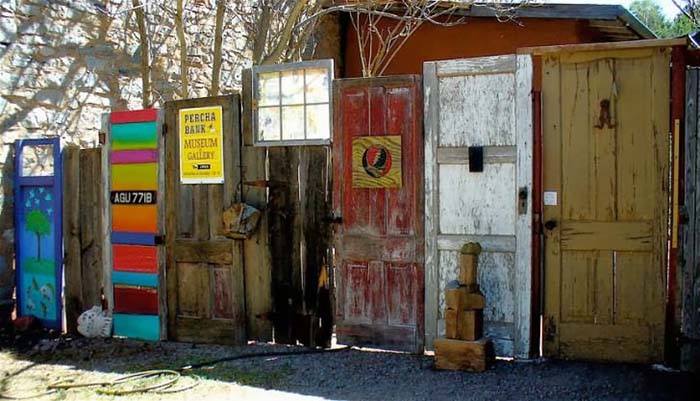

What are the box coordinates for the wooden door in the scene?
[423,55,533,358]
[332,75,424,353]
[14,138,62,329]
[164,95,245,344]
[542,48,670,363]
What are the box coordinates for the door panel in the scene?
[164,96,245,345]
[14,138,63,330]
[542,48,669,363]
[333,76,424,353]
[424,55,533,357]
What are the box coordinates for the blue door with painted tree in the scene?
[14,138,62,329]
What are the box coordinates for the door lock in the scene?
[544,220,557,231]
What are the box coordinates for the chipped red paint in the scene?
[333,76,424,353]
[213,268,234,319]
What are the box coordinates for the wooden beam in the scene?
[518,38,687,55]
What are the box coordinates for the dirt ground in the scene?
[0,329,697,401]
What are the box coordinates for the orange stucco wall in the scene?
[343,17,605,77]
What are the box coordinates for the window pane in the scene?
[282,106,305,140]
[21,144,54,176]
[258,107,281,141]
[281,70,304,105]
[258,72,280,106]
[306,104,330,140]
[306,68,329,103]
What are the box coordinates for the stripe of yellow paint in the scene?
[111,163,157,191]
[112,205,157,233]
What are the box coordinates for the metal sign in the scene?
[110,191,157,205]
[179,106,224,184]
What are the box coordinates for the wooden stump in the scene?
[434,338,495,372]
[444,309,483,341]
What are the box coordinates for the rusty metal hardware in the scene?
[518,187,528,215]
[594,99,616,129]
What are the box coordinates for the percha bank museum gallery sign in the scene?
[179,106,225,184]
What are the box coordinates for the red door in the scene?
[332,76,424,353]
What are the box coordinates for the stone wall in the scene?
[0,0,251,317]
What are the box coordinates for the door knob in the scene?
[544,220,557,230]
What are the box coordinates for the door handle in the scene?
[544,220,557,231]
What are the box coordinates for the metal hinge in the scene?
[154,235,166,245]
[162,122,168,135]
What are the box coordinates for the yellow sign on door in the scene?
[179,106,224,184]
[352,136,402,188]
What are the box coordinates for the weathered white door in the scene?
[424,55,533,358]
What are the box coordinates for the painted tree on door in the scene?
[20,187,58,321]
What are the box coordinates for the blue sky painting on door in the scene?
[14,138,62,329]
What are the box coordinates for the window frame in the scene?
[252,59,334,147]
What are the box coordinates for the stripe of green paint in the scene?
[111,122,158,150]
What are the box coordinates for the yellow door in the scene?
[542,48,670,363]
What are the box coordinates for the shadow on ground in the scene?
[0,327,697,401]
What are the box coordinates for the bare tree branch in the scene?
[262,0,309,64]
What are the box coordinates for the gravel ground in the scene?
[0,332,696,401]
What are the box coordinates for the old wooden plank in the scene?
[437,234,516,253]
[694,67,700,357]
[230,241,246,344]
[63,146,82,333]
[301,146,332,347]
[541,54,562,357]
[101,113,113,313]
[268,146,296,344]
[560,221,653,251]
[650,50,671,364]
[681,68,697,370]
[79,148,103,309]
[156,109,167,340]
[439,164,516,236]
[241,68,273,342]
[437,55,516,77]
[436,146,516,164]
[514,54,533,359]
[519,39,685,55]
[423,61,439,351]
[438,73,516,147]
[164,102,179,339]
[174,240,236,264]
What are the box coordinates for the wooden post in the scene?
[63,146,82,333]
[241,68,273,342]
[79,149,103,309]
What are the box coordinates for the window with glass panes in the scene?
[253,59,333,146]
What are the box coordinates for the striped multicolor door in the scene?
[108,109,163,340]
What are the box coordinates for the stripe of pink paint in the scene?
[110,150,158,164]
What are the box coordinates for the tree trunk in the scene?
[132,0,151,108]
[36,233,41,260]
[176,0,189,98]
[210,0,225,96]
